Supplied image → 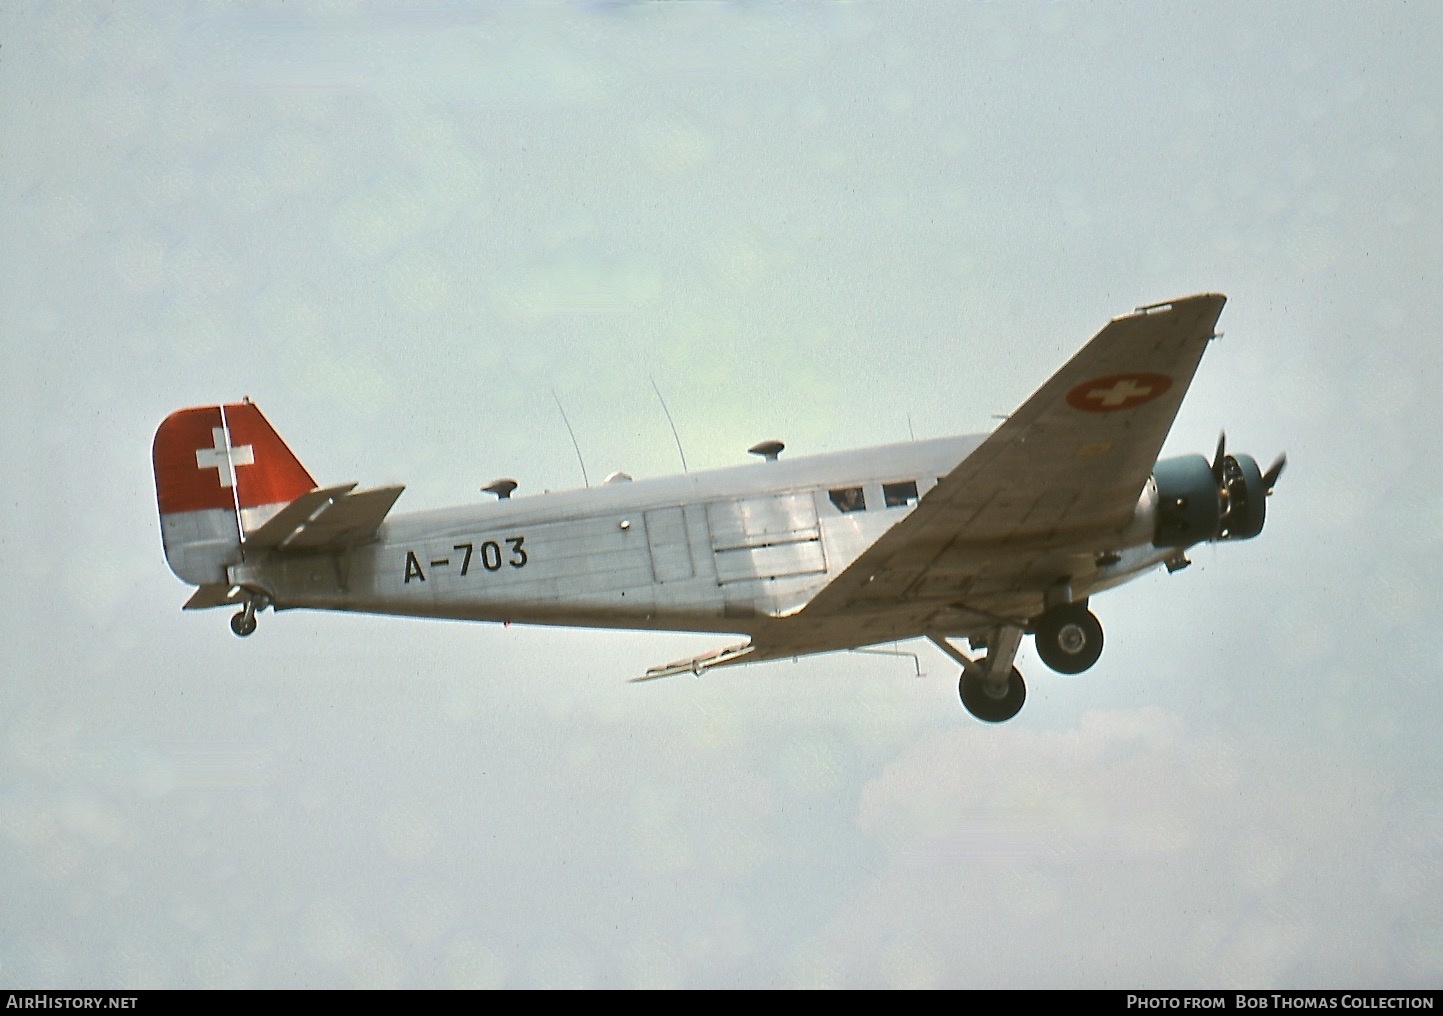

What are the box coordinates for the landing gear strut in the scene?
[1033,604,1103,674]
[929,627,1027,723]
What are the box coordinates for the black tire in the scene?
[959,667,1026,723]
[1033,605,1103,674]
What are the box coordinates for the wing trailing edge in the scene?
[635,641,755,681]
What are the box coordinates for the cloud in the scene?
[820,710,1440,988]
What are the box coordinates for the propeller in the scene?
[1211,430,1286,540]
[1262,453,1287,495]
[1212,430,1287,495]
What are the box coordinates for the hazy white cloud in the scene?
[826,710,1441,988]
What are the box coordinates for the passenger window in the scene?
[883,480,919,508]
[829,487,866,513]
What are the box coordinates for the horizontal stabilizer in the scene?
[243,483,356,549]
[636,641,755,681]
[183,583,245,610]
[245,483,405,552]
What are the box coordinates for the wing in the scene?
[800,293,1227,631]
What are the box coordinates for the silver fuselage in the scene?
[229,433,1172,645]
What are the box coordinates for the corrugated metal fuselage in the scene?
[229,433,1171,644]
[231,437,960,633]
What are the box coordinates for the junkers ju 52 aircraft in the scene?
[153,293,1283,722]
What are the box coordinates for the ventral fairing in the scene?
[153,293,1283,722]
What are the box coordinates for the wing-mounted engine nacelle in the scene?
[1150,444,1279,548]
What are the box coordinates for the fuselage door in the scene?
[706,492,827,583]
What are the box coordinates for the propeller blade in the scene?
[1262,453,1287,494]
[1212,431,1227,482]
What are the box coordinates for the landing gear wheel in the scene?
[959,667,1026,723]
[1034,605,1103,674]
[230,606,257,638]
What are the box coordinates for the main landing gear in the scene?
[929,628,1027,724]
[1032,603,1104,675]
[929,604,1106,723]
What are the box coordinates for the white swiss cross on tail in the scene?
[1065,372,1174,413]
[195,427,255,489]
[153,402,316,517]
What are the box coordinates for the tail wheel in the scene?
[1034,605,1103,674]
[230,602,257,638]
[959,667,1026,723]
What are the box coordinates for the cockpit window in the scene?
[883,480,919,508]
[829,487,866,513]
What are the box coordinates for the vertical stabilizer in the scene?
[222,401,316,535]
[152,402,317,586]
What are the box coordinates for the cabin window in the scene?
[883,480,919,508]
[829,486,866,513]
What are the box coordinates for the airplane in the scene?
[151,292,1284,722]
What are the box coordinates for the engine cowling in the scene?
[1151,451,1270,548]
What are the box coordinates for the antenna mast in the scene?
[650,377,689,473]
[551,388,590,488]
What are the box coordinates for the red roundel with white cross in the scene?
[1065,372,1173,413]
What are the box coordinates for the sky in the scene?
[2,0,1440,989]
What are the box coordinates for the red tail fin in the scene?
[153,402,317,585]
